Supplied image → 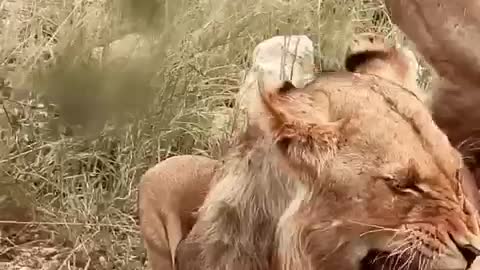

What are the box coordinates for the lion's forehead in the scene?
[322,152,462,219]
[329,140,460,189]
[307,72,462,169]
[329,150,453,183]
[303,73,464,195]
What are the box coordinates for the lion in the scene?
[345,33,419,93]
[137,155,221,270]
[175,66,480,270]
[343,32,480,211]
[135,34,480,270]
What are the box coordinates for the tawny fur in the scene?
[429,77,480,171]
[384,0,480,92]
[176,74,480,270]
[384,0,480,197]
[343,33,480,210]
[138,155,220,270]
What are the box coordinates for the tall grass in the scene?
[0,0,425,269]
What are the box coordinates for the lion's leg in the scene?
[165,213,183,268]
[138,155,220,270]
[138,195,173,270]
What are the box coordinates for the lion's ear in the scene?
[258,80,297,132]
[259,80,345,176]
[345,33,389,73]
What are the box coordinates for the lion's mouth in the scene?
[361,237,480,270]
[361,249,421,270]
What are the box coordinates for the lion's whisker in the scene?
[359,227,399,238]
[345,219,398,231]
[417,254,424,270]
[421,254,433,270]
[387,235,414,256]
[402,239,423,270]
[456,137,480,150]
[392,243,414,270]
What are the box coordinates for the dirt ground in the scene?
[0,223,145,270]
[0,186,144,270]
[1,224,72,270]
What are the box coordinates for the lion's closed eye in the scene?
[378,175,425,196]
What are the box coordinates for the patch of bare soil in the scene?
[0,223,115,270]
[1,224,66,270]
[0,182,115,270]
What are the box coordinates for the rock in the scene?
[209,36,315,143]
[206,35,316,159]
[235,35,315,126]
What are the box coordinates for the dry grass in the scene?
[0,0,431,269]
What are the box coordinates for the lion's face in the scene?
[310,146,480,270]
[260,73,480,270]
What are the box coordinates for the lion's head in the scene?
[266,73,480,270]
[342,32,480,213]
[177,69,480,270]
[175,70,480,270]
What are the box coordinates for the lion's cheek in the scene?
[295,220,404,270]
[361,189,411,225]
[296,221,371,270]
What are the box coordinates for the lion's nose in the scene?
[456,244,480,268]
